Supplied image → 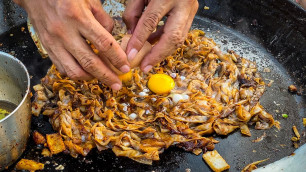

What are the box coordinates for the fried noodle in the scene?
[31,30,275,165]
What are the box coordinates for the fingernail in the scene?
[120,65,130,73]
[143,65,152,73]
[111,83,121,91]
[127,29,132,34]
[128,48,138,61]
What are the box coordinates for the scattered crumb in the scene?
[10,33,13,37]
[288,85,297,93]
[55,165,65,171]
[253,150,257,153]
[185,168,191,172]
[291,125,300,148]
[291,137,299,142]
[263,68,271,73]
[293,142,299,148]
[267,80,274,87]
[292,126,300,138]
[41,148,52,157]
[275,110,280,113]
[252,132,266,143]
[273,101,280,106]
[0,43,3,47]
[279,144,287,148]
[21,27,25,32]
[204,6,210,10]
[9,51,15,56]
[303,118,306,127]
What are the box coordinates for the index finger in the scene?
[78,11,130,74]
[125,0,174,62]
[140,4,192,73]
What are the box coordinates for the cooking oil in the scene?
[0,100,17,120]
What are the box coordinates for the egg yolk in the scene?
[119,71,133,83]
[148,74,175,94]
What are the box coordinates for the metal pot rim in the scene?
[0,51,30,123]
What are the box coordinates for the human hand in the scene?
[296,0,306,9]
[123,0,199,73]
[14,0,130,90]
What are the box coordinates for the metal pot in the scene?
[0,52,31,170]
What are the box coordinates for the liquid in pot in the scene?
[0,100,17,120]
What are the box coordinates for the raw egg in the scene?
[119,71,133,83]
[148,74,175,94]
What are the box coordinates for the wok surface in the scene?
[0,0,305,171]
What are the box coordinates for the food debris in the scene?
[292,126,300,138]
[9,33,13,37]
[46,133,66,154]
[291,126,300,148]
[288,85,297,93]
[203,150,230,172]
[185,168,191,172]
[282,114,288,119]
[21,26,25,32]
[16,159,44,172]
[252,132,266,143]
[241,158,269,172]
[303,118,306,127]
[55,165,65,171]
[192,148,202,155]
[33,131,46,145]
[204,6,210,10]
[291,137,299,142]
[263,68,271,73]
[293,142,299,148]
[267,80,274,87]
[41,148,52,157]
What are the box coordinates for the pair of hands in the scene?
[14,0,199,90]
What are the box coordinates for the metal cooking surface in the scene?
[0,0,305,171]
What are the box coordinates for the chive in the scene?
[282,114,288,118]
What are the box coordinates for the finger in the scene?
[57,48,93,80]
[90,0,114,33]
[48,52,65,74]
[126,0,174,62]
[140,3,192,73]
[147,25,165,44]
[64,33,122,90]
[43,41,93,80]
[123,0,145,34]
[182,1,198,37]
[120,35,152,68]
[78,12,130,74]
[33,24,66,75]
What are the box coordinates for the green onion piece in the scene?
[282,114,288,118]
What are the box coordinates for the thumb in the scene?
[90,0,114,33]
